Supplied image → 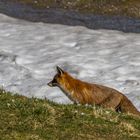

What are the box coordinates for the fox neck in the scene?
[58,73,79,103]
[58,73,93,104]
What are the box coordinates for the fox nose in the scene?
[47,81,53,87]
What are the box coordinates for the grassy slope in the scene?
[11,0,140,18]
[0,89,140,140]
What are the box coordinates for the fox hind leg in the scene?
[115,103,122,113]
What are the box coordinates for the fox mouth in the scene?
[47,81,53,87]
[47,79,58,87]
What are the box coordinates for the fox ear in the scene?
[56,66,64,75]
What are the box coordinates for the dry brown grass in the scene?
[10,0,140,18]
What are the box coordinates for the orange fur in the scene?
[48,67,140,116]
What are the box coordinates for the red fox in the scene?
[48,66,140,116]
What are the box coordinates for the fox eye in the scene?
[57,74,61,78]
[55,74,60,79]
[53,78,57,83]
[53,76,58,82]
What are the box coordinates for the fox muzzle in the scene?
[47,78,58,87]
[47,81,54,87]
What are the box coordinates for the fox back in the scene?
[48,66,140,116]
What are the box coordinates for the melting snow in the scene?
[0,14,140,110]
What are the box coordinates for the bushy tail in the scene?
[120,96,140,116]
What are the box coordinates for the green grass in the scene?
[0,89,140,140]
[11,0,140,18]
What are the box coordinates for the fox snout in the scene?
[47,81,54,87]
[47,79,57,87]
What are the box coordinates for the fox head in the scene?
[48,66,79,103]
[48,66,66,87]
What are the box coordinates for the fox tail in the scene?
[118,96,140,116]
